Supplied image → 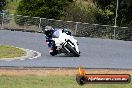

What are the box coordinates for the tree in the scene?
[0,0,6,24]
[63,1,97,23]
[93,0,115,25]
[0,0,6,11]
[94,0,132,27]
[117,0,132,27]
[16,0,73,19]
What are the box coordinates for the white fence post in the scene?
[75,22,81,36]
[39,18,42,32]
[113,26,117,39]
[1,13,5,29]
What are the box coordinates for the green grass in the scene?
[0,45,25,59]
[0,75,131,88]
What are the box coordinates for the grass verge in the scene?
[0,45,25,59]
[0,75,131,88]
[0,69,132,88]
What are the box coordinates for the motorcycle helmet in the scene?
[45,26,54,38]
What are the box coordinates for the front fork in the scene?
[69,38,80,53]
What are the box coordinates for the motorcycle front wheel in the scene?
[65,43,80,57]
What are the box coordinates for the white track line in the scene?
[27,49,42,60]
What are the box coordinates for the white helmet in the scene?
[44,26,54,38]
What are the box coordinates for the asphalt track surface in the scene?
[0,30,132,69]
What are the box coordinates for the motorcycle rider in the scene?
[44,26,72,56]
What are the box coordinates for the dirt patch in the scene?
[0,68,132,76]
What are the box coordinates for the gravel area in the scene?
[0,68,132,76]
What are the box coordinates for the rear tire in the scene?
[50,52,56,56]
[50,50,58,56]
[65,43,80,57]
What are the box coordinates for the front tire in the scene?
[65,43,80,57]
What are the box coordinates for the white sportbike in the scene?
[52,30,80,57]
